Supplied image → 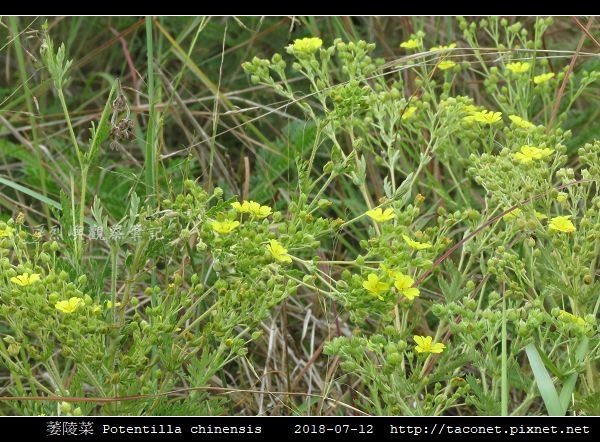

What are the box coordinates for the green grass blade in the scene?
[525,343,564,416]
[0,176,61,210]
[145,16,157,206]
[559,373,578,414]
[558,337,589,413]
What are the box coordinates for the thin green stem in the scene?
[57,88,83,168]
[501,282,509,416]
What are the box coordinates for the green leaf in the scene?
[87,80,118,163]
[558,337,589,412]
[525,343,564,416]
[0,176,61,210]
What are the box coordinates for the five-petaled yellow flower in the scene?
[289,37,323,54]
[0,226,14,238]
[509,115,535,129]
[246,201,272,218]
[463,110,502,124]
[403,234,432,250]
[534,72,555,84]
[505,62,531,74]
[414,335,446,354]
[514,145,554,164]
[393,272,420,300]
[211,220,240,234]
[232,200,272,218]
[548,215,576,233]
[55,297,85,314]
[400,39,421,49]
[231,201,251,213]
[362,273,389,300]
[366,208,395,223]
[402,106,417,120]
[438,60,456,71]
[267,239,292,263]
[10,272,41,287]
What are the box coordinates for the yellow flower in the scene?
[393,272,420,300]
[267,239,292,263]
[438,60,456,71]
[232,200,271,218]
[289,37,323,54]
[534,72,555,84]
[231,201,250,213]
[548,215,576,233]
[503,207,522,220]
[431,43,456,51]
[402,234,432,250]
[0,226,14,237]
[400,39,420,49]
[91,305,102,315]
[246,201,272,218]
[365,208,395,223]
[413,335,446,354]
[505,62,531,74]
[514,145,554,164]
[211,220,240,234]
[55,297,85,314]
[463,110,502,125]
[362,273,389,300]
[10,272,41,287]
[401,106,417,120]
[508,115,535,129]
[105,301,122,308]
[558,310,587,327]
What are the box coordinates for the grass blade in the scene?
[145,16,157,206]
[525,343,564,416]
[0,176,61,210]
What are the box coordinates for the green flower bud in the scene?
[60,402,72,413]
[387,352,402,366]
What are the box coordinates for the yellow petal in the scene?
[402,287,420,300]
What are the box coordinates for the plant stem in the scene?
[59,87,87,271]
[501,281,509,416]
[57,88,83,168]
